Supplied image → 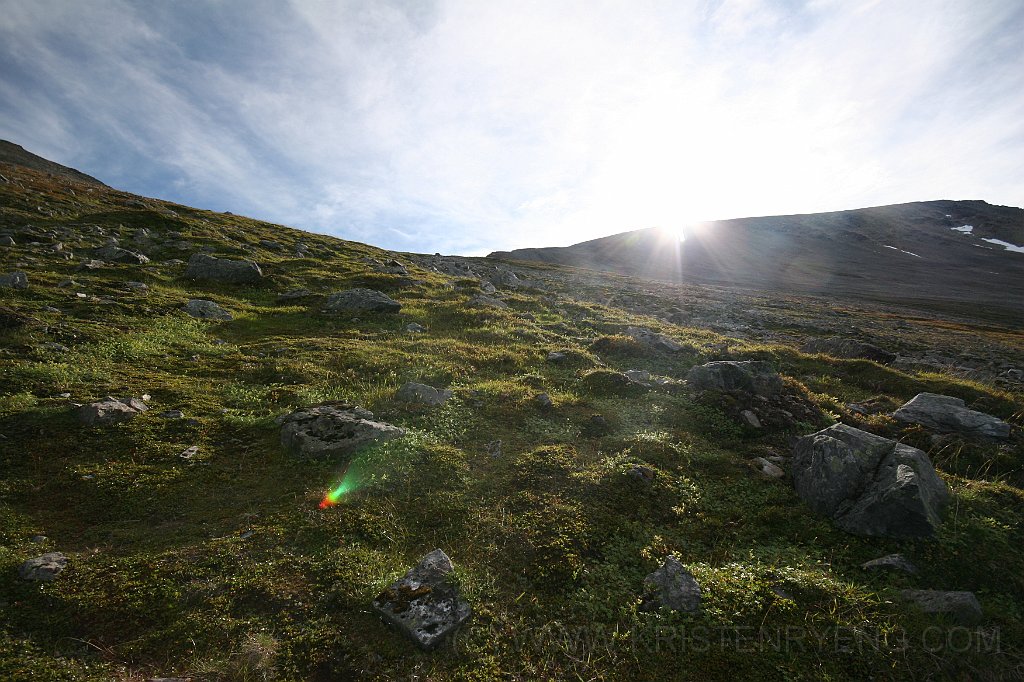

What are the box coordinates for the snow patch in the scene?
[950,225,974,233]
[883,245,922,258]
[980,238,1024,254]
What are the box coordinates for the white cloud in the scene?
[1,0,1022,254]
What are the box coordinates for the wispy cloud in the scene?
[1,0,1022,255]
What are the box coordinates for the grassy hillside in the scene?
[1,163,1022,680]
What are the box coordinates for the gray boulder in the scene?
[892,393,1011,440]
[901,590,983,625]
[276,405,404,460]
[686,360,783,397]
[751,456,784,479]
[78,397,148,425]
[642,556,701,612]
[0,271,28,289]
[861,554,917,574]
[19,552,68,581]
[394,382,453,406]
[624,326,684,352]
[792,424,950,539]
[323,288,401,314]
[372,549,472,650]
[184,253,263,283]
[801,337,896,364]
[95,245,150,265]
[182,299,232,320]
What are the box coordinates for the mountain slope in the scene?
[490,201,1024,321]
[0,139,107,187]
[1,151,1023,680]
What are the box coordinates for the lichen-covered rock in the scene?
[892,393,1011,440]
[394,382,453,406]
[686,361,782,397]
[184,253,263,283]
[372,549,471,650]
[801,337,896,364]
[624,326,684,352]
[901,590,983,625]
[0,271,29,289]
[276,404,404,460]
[78,397,147,425]
[792,424,950,539]
[182,299,232,320]
[19,552,68,581]
[642,556,701,612]
[323,288,401,313]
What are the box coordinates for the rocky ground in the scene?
[1,162,1023,680]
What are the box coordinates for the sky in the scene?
[1,0,1023,256]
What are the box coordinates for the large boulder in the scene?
[276,405,404,460]
[801,337,896,364]
[624,326,685,352]
[322,288,401,314]
[686,360,782,397]
[892,393,1011,440]
[642,556,702,612]
[394,382,453,406]
[792,424,950,539]
[19,552,68,581]
[184,253,263,283]
[78,397,148,425]
[372,549,472,650]
[182,299,232,320]
[0,271,29,289]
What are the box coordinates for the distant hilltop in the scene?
[0,139,106,187]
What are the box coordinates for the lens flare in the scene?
[319,463,357,509]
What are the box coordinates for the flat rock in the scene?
[467,294,508,309]
[792,423,950,539]
[78,397,147,425]
[276,404,404,460]
[394,382,453,406]
[801,337,896,364]
[0,271,29,289]
[624,326,684,352]
[642,556,701,612]
[686,360,783,397]
[323,288,401,314]
[182,299,232,320]
[752,456,784,478]
[892,393,1011,440]
[184,253,263,283]
[372,549,472,650]
[861,553,917,574]
[901,590,983,625]
[19,552,68,581]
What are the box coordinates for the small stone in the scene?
[125,281,149,293]
[160,410,185,419]
[394,382,453,406]
[546,351,567,363]
[862,554,917,574]
[19,552,68,581]
[372,549,472,650]
[179,446,199,460]
[182,299,232,321]
[901,590,983,625]
[30,535,47,543]
[486,440,502,458]
[741,410,762,428]
[405,322,427,333]
[627,465,656,484]
[642,556,701,612]
[751,456,784,479]
[533,392,553,408]
[0,271,29,289]
[277,288,313,302]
